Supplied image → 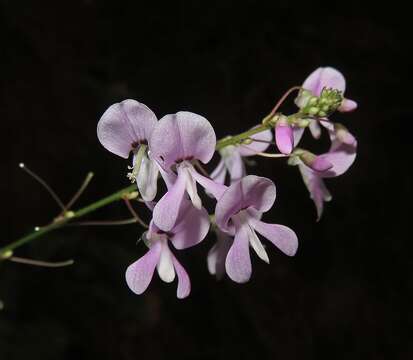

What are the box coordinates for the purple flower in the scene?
[97,99,159,201]
[149,111,217,231]
[297,123,357,220]
[295,67,357,141]
[125,200,210,298]
[210,128,272,185]
[211,175,298,283]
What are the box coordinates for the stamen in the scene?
[123,197,149,229]
[9,256,74,268]
[127,145,147,183]
[19,163,66,211]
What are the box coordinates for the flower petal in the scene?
[298,164,332,220]
[136,152,159,201]
[171,199,210,249]
[150,112,216,169]
[249,219,298,256]
[225,221,252,283]
[338,98,358,112]
[183,165,202,209]
[152,168,187,231]
[171,255,191,299]
[157,241,175,283]
[319,140,357,178]
[238,128,273,156]
[247,225,269,263]
[210,159,227,185]
[309,120,322,139]
[98,100,157,158]
[188,167,227,200]
[125,241,162,295]
[224,151,246,183]
[293,126,305,147]
[215,176,276,232]
[302,67,346,96]
[207,230,233,279]
[275,124,294,154]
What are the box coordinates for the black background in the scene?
[1,1,411,359]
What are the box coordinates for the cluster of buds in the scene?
[97,66,358,298]
[296,87,343,118]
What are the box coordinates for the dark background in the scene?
[1,1,411,359]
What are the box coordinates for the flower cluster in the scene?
[97,66,357,298]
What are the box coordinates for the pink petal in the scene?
[302,67,346,96]
[238,128,273,156]
[249,219,298,256]
[97,100,157,158]
[210,159,227,185]
[149,111,216,169]
[171,199,210,249]
[188,167,227,200]
[275,124,294,154]
[338,98,358,112]
[225,151,246,183]
[207,230,233,279]
[299,164,332,221]
[152,168,187,231]
[225,222,252,283]
[171,255,191,299]
[125,241,162,295]
[215,176,276,232]
[319,140,357,178]
[311,156,334,172]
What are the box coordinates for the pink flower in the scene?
[97,99,159,201]
[149,111,217,231]
[297,123,357,220]
[125,200,210,298]
[210,128,272,185]
[295,67,358,141]
[210,176,298,283]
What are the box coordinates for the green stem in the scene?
[0,184,136,260]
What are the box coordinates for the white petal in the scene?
[136,152,159,201]
[156,241,175,283]
[183,165,202,209]
[247,225,269,264]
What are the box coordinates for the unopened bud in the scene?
[275,115,294,154]
[294,89,312,108]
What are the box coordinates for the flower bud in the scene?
[294,89,312,108]
[275,115,294,154]
[299,150,333,172]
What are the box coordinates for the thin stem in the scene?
[256,152,289,158]
[245,138,275,144]
[9,256,74,268]
[269,86,301,117]
[67,218,138,226]
[123,197,149,229]
[19,163,66,211]
[0,184,136,259]
[63,172,94,212]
